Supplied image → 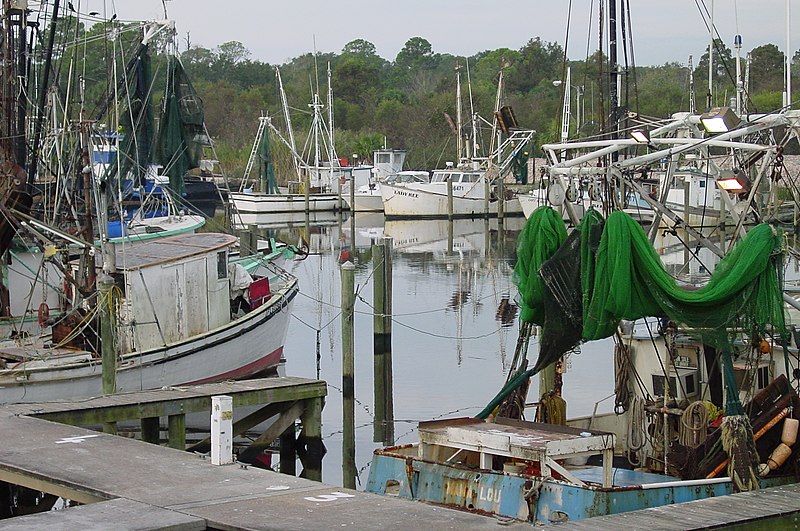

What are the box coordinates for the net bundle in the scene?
[516,206,788,374]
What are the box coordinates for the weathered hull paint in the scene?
[366,448,795,524]
[0,279,298,404]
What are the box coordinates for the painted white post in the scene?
[211,395,234,465]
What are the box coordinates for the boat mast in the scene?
[29,0,60,188]
[785,0,792,109]
[276,67,300,181]
[455,63,464,164]
[734,35,743,114]
[609,0,619,161]
[688,55,696,114]
[707,0,714,109]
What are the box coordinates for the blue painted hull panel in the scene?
[366,451,794,524]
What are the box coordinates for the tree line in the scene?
[39,16,800,180]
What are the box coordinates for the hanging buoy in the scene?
[37,302,50,326]
[759,339,771,353]
[767,442,792,470]
[782,418,799,446]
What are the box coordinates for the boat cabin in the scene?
[113,232,239,353]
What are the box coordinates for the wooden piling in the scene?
[99,272,116,437]
[280,426,297,476]
[141,417,160,444]
[498,177,505,220]
[373,238,394,444]
[299,396,324,481]
[447,178,454,220]
[341,261,356,488]
[240,228,253,256]
[167,414,185,450]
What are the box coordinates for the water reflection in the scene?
[229,208,800,489]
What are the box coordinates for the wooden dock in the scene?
[0,377,525,529]
[559,482,800,529]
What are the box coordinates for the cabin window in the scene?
[377,153,390,163]
[217,252,227,279]
[699,181,706,188]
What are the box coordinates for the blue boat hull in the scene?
[366,447,795,524]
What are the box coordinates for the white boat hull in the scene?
[381,183,520,218]
[0,278,298,404]
[230,192,347,214]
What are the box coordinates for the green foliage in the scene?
[57,20,791,179]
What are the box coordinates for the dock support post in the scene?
[211,395,233,465]
[141,417,160,444]
[341,261,357,488]
[373,238,394,444]
[498,177,505,220]
[240,228,252,256]
[99,273,117,434]
[248,224,259,254]
[300,397,324,481]
[168,414,186,450]
[484,179,490,218]
[447,178,454,220]
[280,426,297,475]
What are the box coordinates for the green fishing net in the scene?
[516,206,788,374]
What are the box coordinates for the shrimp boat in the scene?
[0,232,298,404]
[367,204,800,524]
[368,58,800,522]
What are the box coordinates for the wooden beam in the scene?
[186,401,295,454]
[239,401,305,464]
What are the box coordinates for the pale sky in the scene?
[79,1,800,66]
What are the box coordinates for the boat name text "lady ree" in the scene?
[394,190,418,198]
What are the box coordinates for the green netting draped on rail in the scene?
[515,206,788,375]
[513,205,568,324]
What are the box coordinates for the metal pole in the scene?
[341,261,357,489]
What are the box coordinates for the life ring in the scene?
[37,302,50,326]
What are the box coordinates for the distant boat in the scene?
[230,66,357,215]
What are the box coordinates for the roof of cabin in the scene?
[113,232,237,271]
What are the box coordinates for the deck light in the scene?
[717,169,750,192]
[630,129,651,144]
[700,107,740,133]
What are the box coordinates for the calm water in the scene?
[253,212,615,487]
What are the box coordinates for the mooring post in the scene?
[240,228,252,256]
[141,417,160,444]
[372,240,388,442]
[382,237,395,444]
[211,395,233,465]
[300,396,324,481]
[280,426,297,476]
[484,178,490,218]
[99,273,116,398]
[447,178,454,220]
[248,224,259,254]
[341,261,357,488]
[99,270,117,437]
[498,177,505,220]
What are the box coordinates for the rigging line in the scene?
[390,318,501,341]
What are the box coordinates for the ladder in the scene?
[239,116,269,192]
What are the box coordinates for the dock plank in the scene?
[0,378,524,529]
[0,499,205,531]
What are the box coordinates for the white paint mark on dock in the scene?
[304,491,356,502]
[55,434,102,444]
